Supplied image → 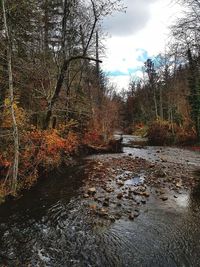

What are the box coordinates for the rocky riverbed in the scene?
[82,152,199,225]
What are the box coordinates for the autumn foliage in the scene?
[0,128,80,198]
[1,98,27,129]
[83,129,103,146]
[20,129,79,186]
[0,118,115,200]
[0,92,121,201]
[147,119,196,145]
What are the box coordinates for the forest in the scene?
[0,0,200,201]
[121,0,200,145]
[1,1,200,266]
[0,0,124,200]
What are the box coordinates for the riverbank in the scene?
[0,135,123,204]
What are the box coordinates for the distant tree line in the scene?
[121,0,200,142]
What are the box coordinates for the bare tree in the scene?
[171,0,200,140]
[145,59,159,119]
[2,0,19,193]
[44,0,123,129]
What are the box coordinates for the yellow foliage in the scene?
[2,98,27,128]
[57,119,79,135]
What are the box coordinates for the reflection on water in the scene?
[125,175,145,186]
[0,139,200,266]
[175,193,190,208]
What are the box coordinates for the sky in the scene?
[102,0,182,91]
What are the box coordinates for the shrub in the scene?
[0,128,80,198]
[147,120,175,145]
[175,127,197,145]
[147,120,197,146]
[18,129,79,189]
[133,123,148,137]
[83,130,103,146]
[2,98,28,129]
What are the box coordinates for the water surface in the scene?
[0,136,200,267]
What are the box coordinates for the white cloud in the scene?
[109,75,131,91]
[108,71,144,92]
[103,0,159,36]
[102,0,182,90]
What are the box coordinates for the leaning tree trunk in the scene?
[2,0,19,193]
[44,0,100,129]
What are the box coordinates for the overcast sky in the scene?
[102,0,182,91]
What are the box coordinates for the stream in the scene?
[0,135,200,267]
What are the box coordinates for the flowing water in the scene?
[0,136,200,267]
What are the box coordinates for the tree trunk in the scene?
[196,114,200,141]
[0,49,8,126]
[44,0,101,129]
[96,30,100,79]
[2,0,19,193]
[159,86,163,120]
[153,85,158,120]
[44,0,49,54]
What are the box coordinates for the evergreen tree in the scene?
[187,48,200,141]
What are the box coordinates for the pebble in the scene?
[150,164,155,168]
[161,196,168,201]
[134,211,139,217]
[103,201,109,207]
[143,192,150,197]
[156,169,167,177]
[117,180,124,186]
[88,187,96,195]
[176,182,182,188]
[160,157,167,162]
[115,213,122,220]
[89,204,97,210]
[159,189,165,195]
[106,188,113,193]
[117,193,123,199]
[129,213,135,220]
[98,208,108,217]
[109,215,116,222]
